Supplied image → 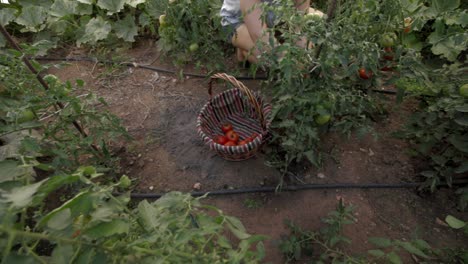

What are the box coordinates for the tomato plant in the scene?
[156,0,228,69]
[396,64,468,210]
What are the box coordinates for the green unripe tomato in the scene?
[159,14,166,26]
[460,84,468,98]
[380,34,396,48]
[18,109,35,123]
[119,175,132,188]
[315,114,331,125]
[189,43,199,52]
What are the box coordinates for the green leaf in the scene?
[2,254,39,264]
[431,0,460,13]
[445,215,466,229]
[137,200,159,231]
[455,161,468,174]
[47,208,71,230]
[14,6,47,32]
[97,0,126,14]
[455,104,468,113]
[84,219,129,238]
[127,0,146,7]
[2,179,48,208]
[77,0,93,3]
[397,241,429,258]
[39,192,94,227]
[387,251,402,264]
[413,239,431,250]
[51,244,74,264]
[113,15,138,42]
[0,8,16,26]
[225,215,250,240]
[368,237,392,248]
[448,135,468,153]
[454,116,468,126]
[49,0,78,17]
[402,33,423,51]
[77,16,111,46]
[0,160,31,183]
[368,249,385,257]
[428,21,467,61]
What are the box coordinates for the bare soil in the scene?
[46,40,468,263]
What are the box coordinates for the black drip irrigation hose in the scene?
[119,180,468,199]
[33,56,398,95]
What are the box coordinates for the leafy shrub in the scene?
[156,0,228,69]
[0,0,157,51]
[396,64,468,209]
[0,165,266,263]
[257,0,402,173]
[400,0,468,62]
[0,46,128,173]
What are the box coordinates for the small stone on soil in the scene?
[435,217,449,227]
[317,172,325,179]
[369,148,375,156]
[149,186,154,190]
[193,182,201,190]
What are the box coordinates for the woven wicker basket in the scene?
[197,73,271,161]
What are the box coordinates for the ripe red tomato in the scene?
[403,25,411,33]
[249,133,260,141]
[384,47,393,53]
[238,140,248,145]
[383,54,394,61]
[358,68,372,80]
[221,123,233,133]
[224,141,237,147]
[380,66,393,72]
[226,130,239,143]
[214,135,228,145]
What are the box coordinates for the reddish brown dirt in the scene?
[46,40,468,263]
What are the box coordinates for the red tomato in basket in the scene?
[214,135,228,145]
[221,123,233,133]
[226,130,239,143]
[249,133,260,141]
[238,140,249,145]
[224,141,237,147]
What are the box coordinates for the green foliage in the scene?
[279,200,468,263]
[400,0,467,62]
[396,63,468,209]
[0,47,129,173]
[279,199,359,263]
[445,215,468,234]
[156,0,228,69]
[260,0,400,173]
[1,0,158,50]
[0,165,266,263]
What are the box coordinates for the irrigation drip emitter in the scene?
[118,180,468,199]
[33,56,399,95]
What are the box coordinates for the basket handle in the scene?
[208,73,265,129]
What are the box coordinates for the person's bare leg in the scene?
[240,0,275,56]
[293,0,310,12]
[231,24,258,63]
